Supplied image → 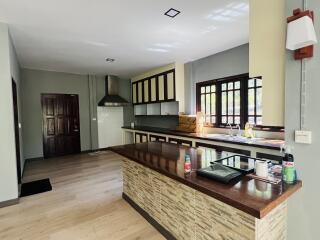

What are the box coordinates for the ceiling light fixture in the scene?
[164,8,181,18]
[105,58,115,63]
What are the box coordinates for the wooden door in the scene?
[41,94,81,158]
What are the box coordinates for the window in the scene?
[221,80,241,125]
[248,78,262,125]
[199,85,216,124]
[197,74,262,127]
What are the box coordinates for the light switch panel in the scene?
[295,130,312,144]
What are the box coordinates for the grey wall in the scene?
[9,34,24,175]
[184,44,249,114]
[21,70,133,157]
[285,1,320,240]
[0,23,19,202]
[21,69,92,159]
[95,75,134,127]
[135,116,179,129]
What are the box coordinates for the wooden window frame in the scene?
[247,77,262,125]
[196,73,250,128]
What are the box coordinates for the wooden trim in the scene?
[0,198,19,208]
[196,73,249,128]
[122,193,176,240]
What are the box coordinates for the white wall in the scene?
[97,107,123,148]
[0,23,18,202]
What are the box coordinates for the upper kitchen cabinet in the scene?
[131,63,185,113]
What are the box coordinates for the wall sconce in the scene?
[286,8,318,60]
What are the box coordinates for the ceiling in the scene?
[0,0,249,78]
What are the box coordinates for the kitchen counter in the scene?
[110,142,301,239]
[122,125,284,150]
[110,142,301,219]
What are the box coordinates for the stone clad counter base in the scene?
[122,158,287,240]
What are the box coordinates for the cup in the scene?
[255,160,268,178]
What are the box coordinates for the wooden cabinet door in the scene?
[149,134,166,142]
[42,94,81,158]
[150,77,157,102]
[137,81,143,103]
[166,71,175,100]
[132,83,137,104]
[135,133,148,143]
[195,142,250,156]
[158,75,165,101]
[168,137,192,147]
[143,79,149,103]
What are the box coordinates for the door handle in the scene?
[74,129,79,132]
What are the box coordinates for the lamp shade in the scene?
[286,15,318,50]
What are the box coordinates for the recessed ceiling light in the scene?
[164,8,181,18]
[105,58,115,63]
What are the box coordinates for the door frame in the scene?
[12,79,22,184]
[41,93,81,158]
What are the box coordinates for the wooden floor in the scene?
[0,151,164,240]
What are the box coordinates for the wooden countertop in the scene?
[122,126,284,150]
[109,142,301,219]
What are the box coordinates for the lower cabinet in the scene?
[256,152,283,163]
[168,137,192,147]
[135,133,148,143]
[195,142,250,156]
[149,134,166,142]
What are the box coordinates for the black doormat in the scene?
[20,178,52,197]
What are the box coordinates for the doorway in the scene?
[12,79,22,184]
[41,94,81,158]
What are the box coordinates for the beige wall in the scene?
[131,63,175,83]
[249,0,286,126]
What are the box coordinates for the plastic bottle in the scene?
[184,154,191,173]
[282,146,297,184]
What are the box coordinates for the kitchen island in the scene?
[109,142,301,240]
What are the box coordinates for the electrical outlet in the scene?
[295,130,312,144]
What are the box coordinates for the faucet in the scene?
[227,123,234,137]
[236,124,241,137]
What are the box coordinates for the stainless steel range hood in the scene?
[98,75,129,107]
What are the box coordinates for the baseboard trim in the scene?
[0,198,19,208]
[122,193,176,240]
[81,148,109,154]
[25,157,44,162]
